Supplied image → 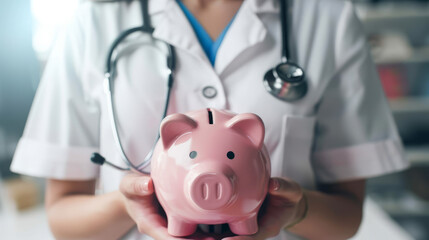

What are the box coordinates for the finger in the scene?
[187,234,217,240]
[134,210,215,240]
[268,177,302,203]
[221,227,270,240]
[120,173,154,198]
[222,236,254,240]
[133,208,174,240]
[152,226,216,240]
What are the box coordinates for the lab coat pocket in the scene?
[277,115,316,188]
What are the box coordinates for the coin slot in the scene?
[208,109,214,124]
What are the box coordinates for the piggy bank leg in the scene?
[228,216,258,235]
[167,216,197,237]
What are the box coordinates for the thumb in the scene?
[223,237,254,240]
[268,177,303,203]
[120,173,154,198]
[222,237,254,240]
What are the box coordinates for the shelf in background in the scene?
[385,207,429,218]
[355,3,429,22]
[405,146,429,166]
[369,191,429,217]
[389,97,429,114]
[388,98,429,165]
[355,2,429,69]
[357,8,429,22]
[374,48,429,65]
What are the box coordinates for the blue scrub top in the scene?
[176,0,237,66]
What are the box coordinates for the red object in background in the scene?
[378,66,407,99]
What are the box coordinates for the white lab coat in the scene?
[11,0,409,239]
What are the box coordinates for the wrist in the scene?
[285,191,308,229]
[112,191,131,220]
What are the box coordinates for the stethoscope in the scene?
[91,0,307,174]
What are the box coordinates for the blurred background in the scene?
[0,0,428,239]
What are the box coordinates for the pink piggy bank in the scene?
[151,108,271,237]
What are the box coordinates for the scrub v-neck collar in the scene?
[175,0,239,66]
[152,0,273,75]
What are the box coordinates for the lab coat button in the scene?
[202,86,217,99]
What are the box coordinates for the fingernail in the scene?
[270,179,280,191]
[139,178,150,192]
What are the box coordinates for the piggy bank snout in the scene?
[188,166,235,210]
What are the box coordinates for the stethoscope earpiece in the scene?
[263,62,307,102]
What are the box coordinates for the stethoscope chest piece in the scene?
[263,62,307,102]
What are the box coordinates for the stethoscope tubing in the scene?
[279,0,290,62]
[92,0,305,174]
[101,21,176,173]
[105,26,153,73]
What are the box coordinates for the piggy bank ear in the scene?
[160,114,198,149]
[225,113,265,149]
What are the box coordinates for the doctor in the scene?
[11,0,408,239]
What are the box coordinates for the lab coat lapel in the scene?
[214,1,273,75]
[152,0,211,66]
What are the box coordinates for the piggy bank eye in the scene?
[189,151,197,159]
[227,151,235,160]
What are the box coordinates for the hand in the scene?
[120,172,171,239]
[222,177,306,240]
[120,173,234,240]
